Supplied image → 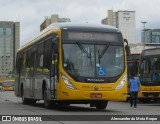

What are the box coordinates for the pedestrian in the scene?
[129,72,140,108]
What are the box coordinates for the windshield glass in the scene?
[127,61,139,77]
[3,82,13,87]
[140,57,160,82]
[63,43,124,78]
[127,54,140,77]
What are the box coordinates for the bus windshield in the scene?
[140,57,160,82]
[3,82,13,87]
[62,43,124,78]
[127,54,140,77]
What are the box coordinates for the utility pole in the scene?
[141,21,147,49]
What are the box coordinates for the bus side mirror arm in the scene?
[124,39,130,56]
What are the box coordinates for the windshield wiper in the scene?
[97,45,109,64]
[76,41,91,58]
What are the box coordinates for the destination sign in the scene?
[67,32,119,42]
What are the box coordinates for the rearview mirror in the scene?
[124,39,130,56]
[125,45,130,56]
[51,54,57,77]
[52,36,59,53]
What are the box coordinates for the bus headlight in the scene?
[61,74,76,90]
[115,75,127,90]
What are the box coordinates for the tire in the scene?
[95,101,108,110]
[43,86,52,108]
[29,99,36,105]
[21,87,29,104]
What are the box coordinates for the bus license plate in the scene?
[90,93,102,98]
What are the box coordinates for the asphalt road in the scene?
[0,91,160,124]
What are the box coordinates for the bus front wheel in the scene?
[95,101,108,110]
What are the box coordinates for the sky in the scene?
[0,0,160,46]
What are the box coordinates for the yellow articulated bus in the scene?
[2,80,15,91]
[15,23,130,109]
[139,48,160,103]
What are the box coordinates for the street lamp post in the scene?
[141,21,147,49]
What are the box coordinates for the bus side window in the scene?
[44,38,52,70]
[31,45,38,73]
[16,54,20,74]
[20,53,24,74]
[17,54,22,76]
[155,58,160,72]
[26,49,31,68]
[37,42,44,69]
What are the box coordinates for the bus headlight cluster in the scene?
[115,75,127,90]
[61,74,76,90]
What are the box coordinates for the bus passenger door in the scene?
[50,36,59,99]
[51,54,58,99]
[30,52,36,97]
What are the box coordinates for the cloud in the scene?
[0,0,160,45]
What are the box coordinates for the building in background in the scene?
[40,14,71,31]
[141,29,160,46]
[101,10,136,44]
[0,21,20,77]
[129,43,152,53]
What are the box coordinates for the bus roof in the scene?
[18,23,121,52]
[141,48,160,56]
[53,23,120,32]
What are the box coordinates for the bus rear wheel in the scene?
[22,88,29,104]
[95,101,108,110]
